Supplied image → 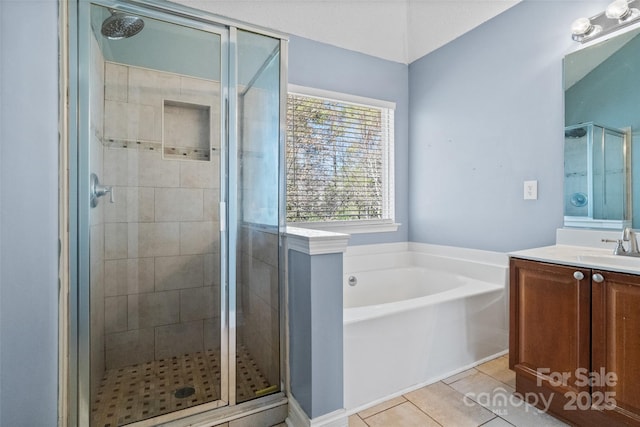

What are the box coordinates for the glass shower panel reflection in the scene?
[564,122,628,225]
[235,30,281,403]
[564,127,589,217]
[87,5,224,425]
[599,129,625,220]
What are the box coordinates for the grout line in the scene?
[358,397,407,420]
[405,400,444,426]
[478,416,499,426]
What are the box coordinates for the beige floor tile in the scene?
[449,371,568,427]
[348,414,368,427]
[405,381,495,427]
[364,402,440,427]
[357,395,406,419]
[442,368,479,385]
[476,356,516,388]
[480,417,513,427]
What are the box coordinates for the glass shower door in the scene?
[231,30,283,403]
[81,4,227,425]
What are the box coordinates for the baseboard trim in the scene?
[286,395,348,427]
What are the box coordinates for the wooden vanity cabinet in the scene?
[592,270,640,426]
[509,257,640,426]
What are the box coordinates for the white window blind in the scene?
[286,89,394,223]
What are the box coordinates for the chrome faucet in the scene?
[602,227,640,256]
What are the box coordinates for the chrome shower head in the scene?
[565,127,587,138]
[101,10,144,40]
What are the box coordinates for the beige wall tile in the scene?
[154,320,203,360]
[103,186,127,223]
[105,296,128,333]
[155,188,203,221]
[104,186,155,223]
[245,258,273,305]
[104,147,129,187]
[203,189,220,222]
[179,160,218,189]
[128,66,180,106]
[203,317,221,351]
[155,255,204,291]
[105,62,128,102]
[137,151,180,188]
[105,100,161,142]
[133,222,180,258]
[127,291,179,329]
[105,258,155,296]
[105,328,154,369]
[179,221,217,255]
[204,253,221,287]
[180,76,220,105]
[180,287,216,322]
[104,222,128,259]
[127,187,155,222]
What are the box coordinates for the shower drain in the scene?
[174,386,196,399]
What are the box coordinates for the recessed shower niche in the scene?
[163,99,213,161]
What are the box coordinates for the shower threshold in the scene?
[91,345,271,427]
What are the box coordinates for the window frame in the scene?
[286,84,399,234]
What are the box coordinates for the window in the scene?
[286,86,396,233]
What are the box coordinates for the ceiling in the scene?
[178,0,521,64]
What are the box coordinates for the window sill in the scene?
[287,220,400,235]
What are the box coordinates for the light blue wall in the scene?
[287,249,343,418]
[0,1,59,426]
[408,0,609,252]
[1,1,624,425]
[288,35,409,246]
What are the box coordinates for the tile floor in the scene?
[348,354,569,427]
[92,345,271,426]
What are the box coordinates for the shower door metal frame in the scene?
[68,0,288,424]
[68,1,268,425]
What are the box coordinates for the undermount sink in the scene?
[578,254,640,268]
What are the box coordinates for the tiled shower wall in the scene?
[238,226,280,388]
[100,61,222,369]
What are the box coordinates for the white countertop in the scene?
[510,244,640,275]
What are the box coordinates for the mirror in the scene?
[563,25,640,229]
[563,122,630,228]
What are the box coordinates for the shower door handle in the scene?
[90,173,114,208]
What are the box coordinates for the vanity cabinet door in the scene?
[592,270,640,426]
[509,258,591,399]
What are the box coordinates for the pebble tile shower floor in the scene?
[91,345,271,427]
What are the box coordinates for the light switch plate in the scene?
[524,180,538,200]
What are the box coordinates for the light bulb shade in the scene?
[606,0,631,20]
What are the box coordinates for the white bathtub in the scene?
[343,243,509,412]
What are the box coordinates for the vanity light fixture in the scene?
[606,0,639,21]
[571,17,602,42]
[572,0,640,43]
